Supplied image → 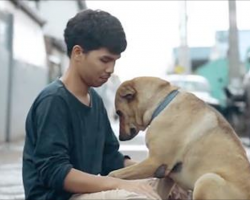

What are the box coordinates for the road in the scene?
[0,122,148,200]
[0,140,24,200]
[1,126,250,200]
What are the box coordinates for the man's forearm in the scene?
[63,168,122,194]
[124,158,137,167]
[64,168,162,200]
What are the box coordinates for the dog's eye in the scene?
[116,110,122,117]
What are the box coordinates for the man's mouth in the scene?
[100,76,110,81]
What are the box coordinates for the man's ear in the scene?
[72,45,83,60]
[119,84,136,101]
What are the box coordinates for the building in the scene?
[0,0,47,142]
[29,0,87,77]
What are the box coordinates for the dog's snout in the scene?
[119,127,138,141]
[130,128,137,137]
[119,134,130,141]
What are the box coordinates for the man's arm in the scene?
[101,105,136,171]
[64,168,161,199]
[124,155,137,167]
[33,96,73,191]
[100,107,125,175]
[64,168,120,193]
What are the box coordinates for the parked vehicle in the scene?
[244,67,250,108]
[165,74,248,136]
[165,74,220,109]
[223,85,247,135]
[243,68,250,137]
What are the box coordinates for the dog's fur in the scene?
[109,76,250,199]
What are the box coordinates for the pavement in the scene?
[0,140,24,200]
[1,136,250,200]
[0,122,147,200]
[0,132,148,200]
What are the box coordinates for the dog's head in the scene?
[115,76,174,141]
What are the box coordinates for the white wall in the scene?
[50,47,69,74]
[0,1,48,142]
[0,48,9,142]
[35,1,80,73]
[0,1,47,67]
[38,0,79,39]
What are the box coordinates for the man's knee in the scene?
[70,189,149,200]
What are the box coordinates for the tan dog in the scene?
[109,76,250,199]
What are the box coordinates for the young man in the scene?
[22,9,162,200]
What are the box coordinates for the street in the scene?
[0,122,148,200]
[0,140,24,200]
[1,134,250,200]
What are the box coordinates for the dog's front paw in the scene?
[108,170,119,178]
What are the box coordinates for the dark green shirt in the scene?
[22,79,124,200]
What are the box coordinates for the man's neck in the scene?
[60,66,91,106]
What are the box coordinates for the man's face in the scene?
[76,47,121,87]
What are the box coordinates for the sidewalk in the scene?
[0,140,24,200]
[1,137,250,200]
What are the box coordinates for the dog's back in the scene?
[151,91,250,198]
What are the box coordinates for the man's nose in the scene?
[106,63,115,74]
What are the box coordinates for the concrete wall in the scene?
[38,1,79,40]
[0,48,10,142]
[0,49,47,143]
[0,1,47,67]
[0,1,48,142]
[9,60,47,141]
[36,0,79,74]
[50,47,69,74]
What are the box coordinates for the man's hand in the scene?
[117,178,162,200]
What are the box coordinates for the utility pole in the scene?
[177,0,190,74]
[228,0,241,92]
[77,0,87,10]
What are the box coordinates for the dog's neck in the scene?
[149,89,179,124]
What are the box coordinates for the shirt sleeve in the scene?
[33,95,73,191]
[101,109,124,175]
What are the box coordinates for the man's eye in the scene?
[100,59,109,63]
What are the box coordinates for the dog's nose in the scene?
[119,128,137,141]
[119,134,130,141]
[130,128,137,137]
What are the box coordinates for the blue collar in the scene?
[151,90,179,122]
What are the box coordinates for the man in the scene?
[22,9,162,200]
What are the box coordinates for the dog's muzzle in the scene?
[119,128,137,141]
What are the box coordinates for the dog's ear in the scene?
[119,85,136,101]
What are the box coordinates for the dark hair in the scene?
[64,9,127,57]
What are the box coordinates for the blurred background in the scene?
[1,0,250,199]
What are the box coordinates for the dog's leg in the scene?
[155,178,175,200]
[193,173,243,200]
[108,157,164,179]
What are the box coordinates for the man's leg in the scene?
[147,178,190,200]
[70,178,189,200]
[148,178,174,200]
[70,189,150,200]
